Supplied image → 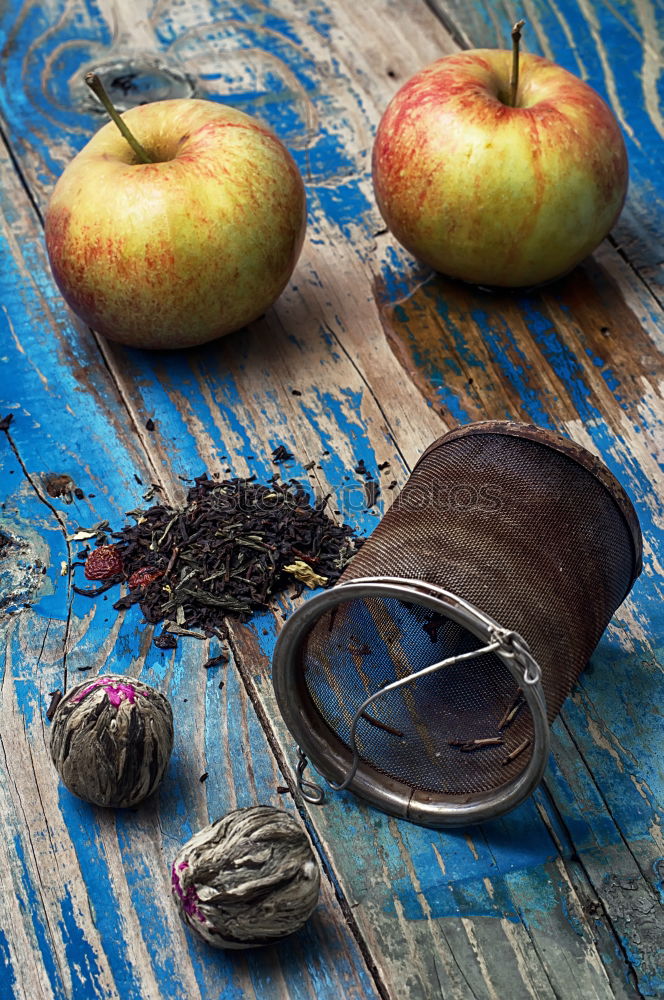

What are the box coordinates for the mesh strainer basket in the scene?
[273,421,642,826]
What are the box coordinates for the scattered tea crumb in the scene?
[199,772,209,783]
[388,480,398,490]
[160,623,207,640]
[272,445,294,464]
[303,461,316,471]
[73,581,116,597]
[502,739,530,764]
[0,413,14,431]
[203,652,228,669]
[448,737,504,752]
[360,711,404,738]
[459,737,504,752]
[354,459,368,476]
[67,520,111,545]
[46,690,63,721]
[154,631,178,650]
[498,690,525,730]
[145,418,155,431]
[291,389,302,396]
[277,785,290,794]
[364,479,379,508]
[218,680,225,690]
[74,487,85,500]
[378,461,391,471]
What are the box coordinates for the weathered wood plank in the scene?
[373,230,664,996]
[427,0,664,301]
[1,0,662,997]
[0,139,378,1000]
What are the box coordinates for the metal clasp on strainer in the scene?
[489,628,542,685]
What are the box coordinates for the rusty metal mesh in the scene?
[298,426,640,798]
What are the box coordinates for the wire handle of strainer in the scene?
[295,625,540,804]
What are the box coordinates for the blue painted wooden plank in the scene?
[1,0,662,996]
[0,929,18,1000]
[0,131,376,1000]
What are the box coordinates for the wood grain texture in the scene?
[0,0,662,998]
[0,134,377,999]
[428,0,664,301]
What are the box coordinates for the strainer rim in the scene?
[272,577,551,827]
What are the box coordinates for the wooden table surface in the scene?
[1,0,662,998]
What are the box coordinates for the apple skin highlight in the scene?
[45,99,306,349]
[372,51,628,288]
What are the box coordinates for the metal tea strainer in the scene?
[272,421,642,826]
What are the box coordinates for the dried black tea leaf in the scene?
[203,652,228,669]
[171,805,320,948]
[364,478,380,508]
[271,445,294,464]
[46,689,63,721]
[154,631,178,650]
[49,674,173,808]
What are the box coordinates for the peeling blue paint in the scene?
[11,835,64,997]
[0,929,17,999]
[0,0,662,994]
[57,893,107,1000]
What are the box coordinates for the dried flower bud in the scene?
[49,674,173,807]
[172,806,320,948]
[84,545,123,580]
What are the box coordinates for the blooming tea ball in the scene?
[171,805,321,948]
[49,674,173,808]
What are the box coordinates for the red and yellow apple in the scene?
[372,50,628,287]
[45,98,306,349]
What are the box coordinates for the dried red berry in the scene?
[84,545,124,581]
[128,567,164,589]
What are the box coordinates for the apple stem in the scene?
[85,72,154,164]
[509,19,526,108]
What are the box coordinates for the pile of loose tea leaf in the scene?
[75,475,362,645]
